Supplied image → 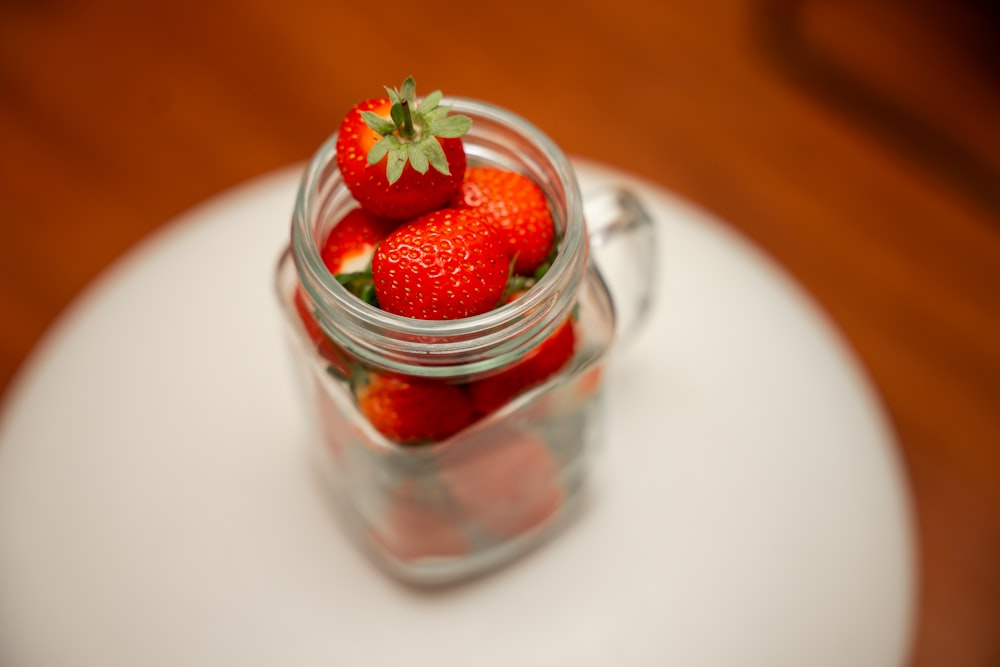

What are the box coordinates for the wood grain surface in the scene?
[1,0,997,664]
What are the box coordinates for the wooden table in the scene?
[1,0,997,664]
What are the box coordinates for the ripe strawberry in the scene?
[440,429,562,538]
[355,372,477,444]
[313,371,355,464]
[320,207,397,275]
[336,77,470,220]
[371,208,510,320]
[451,166,555,275]
[469,317,576,415]
[370,479,469,561]
[292,286,327,351]
[291,286,354,378]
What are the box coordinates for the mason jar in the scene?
[275,98,655,585]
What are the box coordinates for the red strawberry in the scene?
[469,317,576,415]
[355,372,477,444]
[320,207,397,275]
[293,286,327,351]
[371,208,510,320]
[440,429,562,538]
[291,286,354,378]
[451,166,555,275]
[336,77,470,220]
[370,479,469,561]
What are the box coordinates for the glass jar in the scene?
[275,98,655,585]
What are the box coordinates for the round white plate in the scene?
[0,160,915,666]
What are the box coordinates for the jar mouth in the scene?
[291,97,587,377]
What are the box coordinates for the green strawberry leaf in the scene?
[423,105,450,124]
[335,270,378,306]
[421,137,450,175]
[503,276,536,301]
[386,145,409,183]
[430,114,472,138]
[360,283,378,306]
[407,142,429,173]
[421,90,443,113]
[361,111,397,136]
[367,136,393,165]
[400,76,417,104]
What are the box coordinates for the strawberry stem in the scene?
[398,99,416,140]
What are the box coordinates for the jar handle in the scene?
[583,187,658,352]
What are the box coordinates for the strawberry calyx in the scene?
[499,254,525,300]
[499,233,560,301]
[362,76,472,185]
[335,269,378,306]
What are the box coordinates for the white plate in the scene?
[0,160,915,666]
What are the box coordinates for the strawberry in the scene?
[371,208,510,320]
[320,207,397,275]
[451,166,556,275]
[355,372,477,444]
[440,429,562,538]
[469,317,576,415]
[335,77,470,220]
[292,286,328,352]
[313,371,355,464]
[319,206,399,306]
[291,286,355,378]
[370,479,469,561]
